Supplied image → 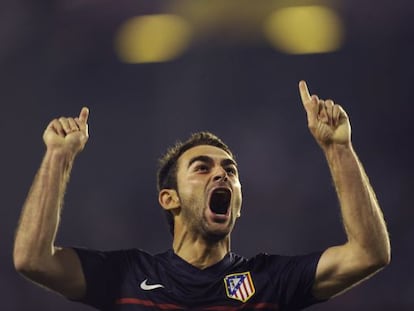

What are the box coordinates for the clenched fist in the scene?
[43,107,89,156]
[299,81,351,148]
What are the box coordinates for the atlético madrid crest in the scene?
[224,272,255,303]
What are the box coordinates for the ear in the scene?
[159,189,180,211]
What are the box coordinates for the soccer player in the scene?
[13,81,390,310]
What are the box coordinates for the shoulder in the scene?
[240,251,324,273]
[72,247,159,267]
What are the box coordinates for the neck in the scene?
[172,230,230,270]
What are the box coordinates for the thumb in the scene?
[79,107,89,124]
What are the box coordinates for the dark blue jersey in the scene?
[73,248,324,311]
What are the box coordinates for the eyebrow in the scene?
[187,155,237,169]
[221,158,238,168]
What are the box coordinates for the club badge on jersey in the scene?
[224,272,255,303]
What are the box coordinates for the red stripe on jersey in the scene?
[116,298,279,310]
[203,302,279,310]
[115,298,185,309]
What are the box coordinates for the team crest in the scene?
[224,272,255,303]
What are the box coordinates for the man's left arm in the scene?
[298,81,391,300]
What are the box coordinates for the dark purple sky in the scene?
[1,1,413,310]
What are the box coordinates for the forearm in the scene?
[14,149,75,270]
[324,143,390,263]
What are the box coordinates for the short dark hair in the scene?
[157,131,235,235]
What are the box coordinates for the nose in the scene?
[213,166,228,182]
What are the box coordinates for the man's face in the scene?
[175,145,242,241]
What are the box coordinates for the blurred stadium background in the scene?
[0,0,413,310]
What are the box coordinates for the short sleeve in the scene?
[71,247,126,310]
[267,251,325,310]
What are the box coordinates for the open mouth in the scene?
[209,188,231,215]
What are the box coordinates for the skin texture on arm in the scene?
[298,81,391,300]
[13,108,90,299]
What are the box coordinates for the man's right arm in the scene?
[13,107,89,299]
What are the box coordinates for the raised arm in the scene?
[298,81,391,300]
[13,107,90,299]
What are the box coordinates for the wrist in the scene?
[322,142,355,161]
[44,148,77,169]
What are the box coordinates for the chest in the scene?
[109,264,279,310]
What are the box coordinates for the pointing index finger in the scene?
[299,80,312,105]
[79,107,89,124]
